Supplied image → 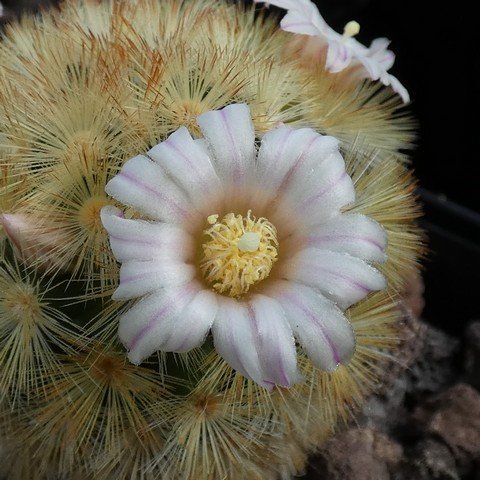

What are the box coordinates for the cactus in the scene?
[0,1,422,478]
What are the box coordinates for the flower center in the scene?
[343,20,360,38]
[200,211,279,298]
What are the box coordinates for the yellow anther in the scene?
[200,211,278,298]
[343,20,360,38]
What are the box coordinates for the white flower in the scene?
[101,103,387,389]
[254,0,410,103]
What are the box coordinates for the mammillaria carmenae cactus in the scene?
[0,0,422,478]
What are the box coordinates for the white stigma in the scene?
[207,214,219,225]
[237,232,261,252]
[343,20,360,38]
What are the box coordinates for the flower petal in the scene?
[356,55,384,81]
[368,37,395,70]
[105,155,194,223]
[279,248,386,310]
[256,126,347,228]
[118,282,199,364]
[300,213,387,263]
[268,281,355,371]
[326,40,353,73]
[197,104,255,195]
[285,152,355,225]
[274,146,355,226]
[113,260,195,300]
[255,0,329,35]
[248,294,303,387]
[280,9,322,36]
[254,0,312,12]
[159,289,218,353]
[101,206,194,262]
[383,73,410,103]
[147,126,222,212]
[212,297,273,389]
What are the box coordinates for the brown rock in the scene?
[309,428,403,480]
[411,384,480,471]
[408,322,460,397]
[395,438,459,480]
[465,320,480,390]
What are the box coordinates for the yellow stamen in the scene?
[343,20,360,38]
[200,211,278,298]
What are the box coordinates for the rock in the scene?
[362,376,410,433]
[465,320,480,390]
[361,315,461,433]
[411,384,480,474]
[408,322,460,398]
[308,428,403,480]
[394,438,459,480]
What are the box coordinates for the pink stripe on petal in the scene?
[118,171,189,218]
[276,134,322,194]
[220,108,243,186]
[307,234,385,252]
[162,137,212,193]
[282,21,315,28]
[300,170,348,208]
[246,303,291,385]
[128,284,196,351]
[283,292,341,365]
[315,266,372,294]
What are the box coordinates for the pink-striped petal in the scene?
[357,55,384,81]
[368,37,395,70]
[383,73,410,103]
[254,0,312,13]
[256,126,343,229]
[158,289,218,352]
[113,260,195,300]
[118,282,199,364]
[275,149,355,226]
[268,281,355,371]
[326,40,353,73]
[300,213,387,263]
[279,249,386,310]
[212,298,272,389]
[197,104,255,195]
[255,0,329,35]
[100,206,194,262]
[147,127,222,212]
[280,9,322,36]
[105,155,194,223]
[248,294,303,387]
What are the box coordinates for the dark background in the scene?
[1,0,479,331]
